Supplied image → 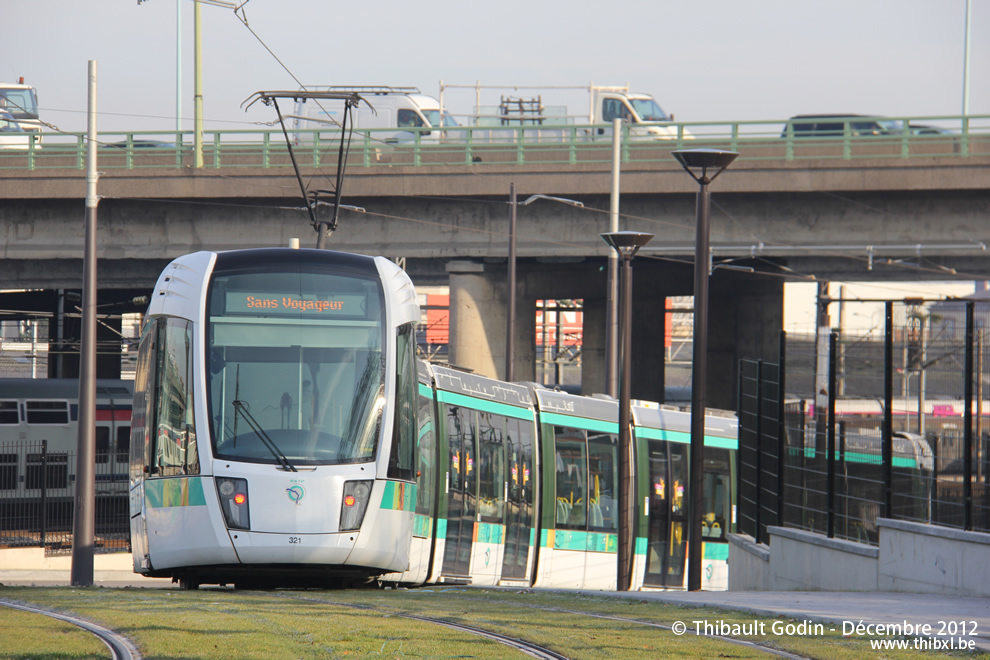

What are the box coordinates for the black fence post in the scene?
[755,360,764,544]
[777,330,787,530]
[827,331,838,539]
[883,301,894,517]
[40,440,47,548]
[965,301,974,530]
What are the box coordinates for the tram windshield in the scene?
[207,268,385,466]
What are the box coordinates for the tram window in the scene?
[388,323,417,481]
[208,270,385,466]
[587,432,618,532]
[130,318,156,479]
[0,453,16,490]
[0,401,18,424]
[152,318,198,477]
[477,412,506,522]
[414,388,436,518]
[25,401,69,425]
[448,405,477,495]
[554,427,588,530]
[95,427,110,464]
[702,448,731,540]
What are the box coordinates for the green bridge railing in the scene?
[2,114,988,171]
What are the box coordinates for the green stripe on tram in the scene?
[379,481,417,512]
[636,426,737,449]
[704,542,729,561]
[787,447,918,468]
[436,389,534,420]
[476,522,504,544]
[552,529,618,553]
[539,412,618,435]
[145,477,207,508]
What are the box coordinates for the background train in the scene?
[0,378,133,501]
[126,247,737,590]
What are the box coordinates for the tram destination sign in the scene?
[226,291,367,316]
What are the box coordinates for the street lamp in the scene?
[505,186,584,382]
[600,230,654,592]
[672,148,738,592]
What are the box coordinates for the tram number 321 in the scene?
[288,537,303,544]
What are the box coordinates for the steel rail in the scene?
[0,599,140,660]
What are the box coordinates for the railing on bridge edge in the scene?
[2,114,989,171]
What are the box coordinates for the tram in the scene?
[129,247,737,590]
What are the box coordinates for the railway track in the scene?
[0,599,140,660]
[273,591,811,659]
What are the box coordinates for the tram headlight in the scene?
[215,477,250,530]
[340,480,373,531]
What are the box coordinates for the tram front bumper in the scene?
[229,530,359,565]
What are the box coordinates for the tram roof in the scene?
[427,364,534,409]
[533,388,617,425]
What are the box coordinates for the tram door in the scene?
[500,417,534,580]
[441,406,476,577]
[643,441,688,587]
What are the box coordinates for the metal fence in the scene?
[2,113,989,171]
[738,299,990,545]
[0,441,130,555]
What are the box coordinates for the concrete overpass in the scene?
[2,147,989,406]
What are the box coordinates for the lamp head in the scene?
[600,231,655,259]
[672,148,739,170]
[673,148,739,185]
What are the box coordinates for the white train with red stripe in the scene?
[0,379,133,500]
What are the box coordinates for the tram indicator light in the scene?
[340,480,373,531]
[216,477,251,530]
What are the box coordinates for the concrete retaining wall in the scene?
[729,519,990,597]
[877,518,990,598]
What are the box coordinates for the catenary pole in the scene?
[71,60,99,587]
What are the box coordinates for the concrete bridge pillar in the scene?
[443,258,781,411]
[707,275,784,410]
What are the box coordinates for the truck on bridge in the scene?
[439,82,689,140]
[0,78,42,138]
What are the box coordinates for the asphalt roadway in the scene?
[1,551,987,653]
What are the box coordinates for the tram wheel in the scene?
[178,577,200,590]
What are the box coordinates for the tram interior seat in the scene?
[556,499,571,525]
[589,502,604,528]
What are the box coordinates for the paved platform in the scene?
[2,550,987,652]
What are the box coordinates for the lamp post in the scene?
[672,148,738,592]
[600,230,654,591]
[505,189,584,382]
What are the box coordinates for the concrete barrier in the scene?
[728,520,990,597]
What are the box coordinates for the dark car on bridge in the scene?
[781,114,904,138]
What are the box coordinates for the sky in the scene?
[3,0,987,134]
[3,0,988,329]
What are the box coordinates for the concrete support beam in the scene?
[708,276,785,410]
[447,261,504,380]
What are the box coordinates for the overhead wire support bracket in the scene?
[242,90,368,248]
